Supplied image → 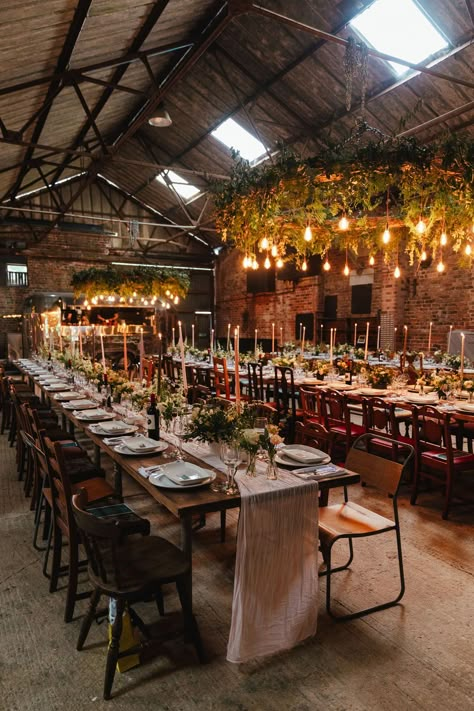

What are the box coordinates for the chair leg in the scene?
[442,473,453,520]
[104,598,125,700]
[64,540,79,623]
[49,526,62,593]
[77,588,101,651]
[220,510,226,543]
[319,538,353,577]
[176,575,205,663]
[155,587,165,616]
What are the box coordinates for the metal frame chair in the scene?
[319,433,414,621]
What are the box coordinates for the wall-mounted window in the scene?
[7,263,28,287]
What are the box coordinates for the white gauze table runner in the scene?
[227,468,319,664]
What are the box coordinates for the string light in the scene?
[338,215,349,231]
[264,255,271,269]
[436,259,445,273]
[304,224,312,242]
[252,257,259,270]
[416,218,426,234]
[440,232,448,246]
[276,257,283,268]
[323,257,331,271]
[271,244,278,257]
[420,249,427,261]
[369,255,375,266]
[301,259,308,271]
[382,226,391,244]
[465,243,472,256]
[343,246,349,276]
[242,255,249,269]
[394,265,401,279]
[260,236,269,250]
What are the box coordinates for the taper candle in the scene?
[377,325,381,351]
[123,328,128,371]
[234,328,241,408]
[460,332,465,382]
[354,322,357,347]
[100,326,106,371]
[210,328,214,352]
[403,325,408,360]
[172,327,175,348]
[271,323,275,354]
[428,321,432,352]
[79,327,83,357]
[254,328,258,358]
[139,327,144,381]
[191,324,195,348]
[301,326,306,355]
[329,328,333,364]
[178,321,187,392]
[448,325,453,352]
[227,323,231,352]
[280,326,283,349]
[364,322,369,360]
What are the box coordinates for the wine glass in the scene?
[173,414,187,460]
[220,441,242,496]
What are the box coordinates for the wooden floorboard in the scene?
[0,430,473,710]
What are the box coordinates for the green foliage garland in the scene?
[212,130,474,266]
[71,266,190,300]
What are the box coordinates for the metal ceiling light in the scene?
[148,106,172,127]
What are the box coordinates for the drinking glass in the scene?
[173,414,187,460]
[220,442,241,496]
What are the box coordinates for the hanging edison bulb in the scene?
[437,259,445,273]
[242,255,249,269]
[440,232,448,246]
[304,225,312,242]
[276,257,283,269]
[264,255,271,269]
[394,265,401,279]
[343,263,350,276]
[420,249,427,261]
[260,236,269,250]
[271,244,278,257]
[323,257,331,271]
[465,243,472,256]
[301,259,308,271]
[369,255,375,266]
[382,225,391,244]
[338,215,349,231]
[416,218,426,234]
[252,257,259,270]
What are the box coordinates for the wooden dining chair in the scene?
[364,397,414,462]
[213,356,233,401]
[410,406,474,519]
[273,365,303,443]
[72,489,204,700]
[300,387,323,425]
[319,388,366,457]
[247,361,265,402]
[319,433,414,620]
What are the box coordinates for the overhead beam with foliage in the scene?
[71,266,190,303]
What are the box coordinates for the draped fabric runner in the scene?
[227,469,319,664]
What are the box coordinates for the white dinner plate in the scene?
[275,444,330,467]
[74,411,116,422]
[89,423,138,436]
[358,388,389,396]
[455,404,474,414]
[404,394,438,404]
[149,462,216,489]
[114,440,168,456]
[303,378,322,384]
[324,382,356,391]
[44,384,71,392]
[54,392,84,401]
[63,400,97,410]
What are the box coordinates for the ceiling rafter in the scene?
[2,0,93,204]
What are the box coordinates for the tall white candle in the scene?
[191,324,195,348]
[428,321,432,352]
[377,325,381,350]
[100,326,106,370]
[460,332,465,382]
[364,322,369,360]
[254,328,258,359]
[301,326,306,355]
[271,322,275,354]
[329,328,333,364]
[334,327,337,346]
[299,322,303,343]
[79,327,83,357]
[234,328,241,409]
[403,325,408,361]
[123,328,128,371]
[354,322,357,347]
[172,327,175,347]
[59,326,63,353]
[139,327,144,381]
[394,326,397,349]
[320,324,323,345]
[210,328,214,353]
[280,326,283,348]
[178,321,188,392]
[227,323,231,352]
[448,325,453,352]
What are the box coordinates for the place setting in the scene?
[72,408,117,422]
[112,435,168,457]
[141,460,216,489]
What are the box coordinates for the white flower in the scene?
[242,428,260,445]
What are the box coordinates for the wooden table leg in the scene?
[94,443,101,468]
[181,515,193,605]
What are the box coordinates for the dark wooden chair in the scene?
[247,361,265,402]
[364,397,414,462]
[72,489,204,700]
[410,406,474,519]
[273,366,303,443]
[213,356,234,401]
[300,387,323,426]
[319,388,366,457]
[319,434,414,620]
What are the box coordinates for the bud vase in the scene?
[266,456,278,480]
[245,451,257,477]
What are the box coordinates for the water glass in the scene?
[220,442,241,496]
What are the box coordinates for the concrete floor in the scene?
[1,431,474,711]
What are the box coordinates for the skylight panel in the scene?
[156,169,200,200]
[351,0,448,76]
[211,117,266,162]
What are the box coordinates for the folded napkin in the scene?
[292,464,346,480]
[75,408,108,419]
[121,436,159,452]
[163,462,211,486]
[94,420,129,432]
[68,399,95,408]
[282,448,325,464]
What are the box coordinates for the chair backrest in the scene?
[319,388,349,431]
[273,366,297,419]
[162,354,175,381]
[142,357,155,386]
[72,490,135,590]
[295,421,332,454]
[194,365,211,388]
[188,384,211,404]
[347,434,414,497]
[247,361,264,401]
[213,356,231,400]
[364,397,395,437]
[42,436,76,539]
[299,387,321,424]
[412,405,452,458]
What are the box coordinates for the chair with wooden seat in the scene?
[410,406,474,519]
[364,397,414,462]
[295,420,333,459]
[72,489,204,700]
[141,357,155,386]
[300,387,323,426]
[247,361,265,402]
[319,433,414,620]
[319,388,366,458]
[43,436,126,623]
[213,356,234,401]
[273,365,303,443]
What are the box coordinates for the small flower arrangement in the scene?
[429,371,459,397]
[314,361,330,377]
[366,365,394,389]
[184,400,239,443]
[272,355,298,368]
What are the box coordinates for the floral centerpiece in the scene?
[463,379,474,401]
[429,371,459,398]
[184,400,240,444]
[272,355,298,368]
[239,422,284,479]
[366,365,394,389]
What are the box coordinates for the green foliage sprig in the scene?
[71,266,190,300]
